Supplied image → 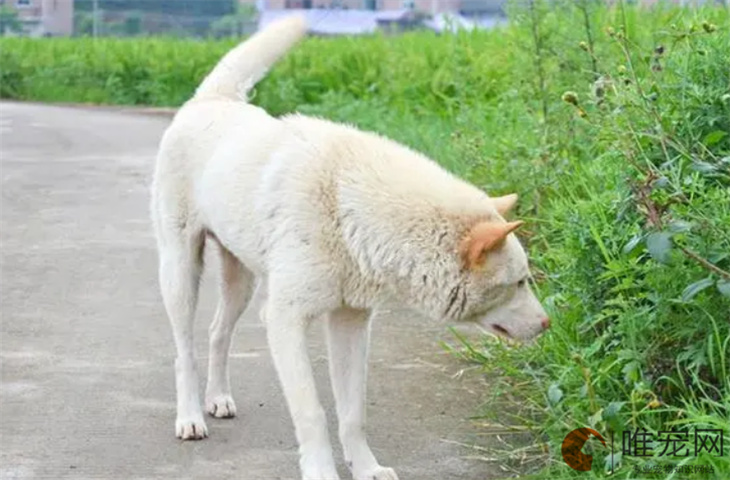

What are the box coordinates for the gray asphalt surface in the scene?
[0,102,500,480]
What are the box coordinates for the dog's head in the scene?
[450,194,549,342]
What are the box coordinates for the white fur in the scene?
[151,16,547,480]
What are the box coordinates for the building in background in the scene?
[1,0,723,37]
[0,0,73,36]
[254,0,507,34]
[249,0,723,12]
[247,0,501,15]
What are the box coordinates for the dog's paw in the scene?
[205,395,237,418]
[301,471,340,480]
[175,416,208,440]
[354,466,398,480]
[300,454,340,480]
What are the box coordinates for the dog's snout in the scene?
[540,317,550,330]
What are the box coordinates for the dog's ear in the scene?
[492,193,519,216]
[460,220,524,269]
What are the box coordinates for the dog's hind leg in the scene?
[205,242,255,418]
[157,228,207,440]
[326,309,398,480]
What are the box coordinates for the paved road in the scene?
[0,102,498,480]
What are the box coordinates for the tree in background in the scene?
[124,10,143,36]
[74,0,235,36]
[0,6,23,35]
[210,3,258,38]
[74,0,234,17]
[73,11,93,36]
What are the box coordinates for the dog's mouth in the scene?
[490,324,511,338]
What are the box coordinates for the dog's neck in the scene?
[338,181,495,320]
[324,124,500,319]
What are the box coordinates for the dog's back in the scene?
[150,17,307,259]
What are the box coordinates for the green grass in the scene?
[2,1,729,478]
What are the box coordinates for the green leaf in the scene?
[691,161,718,174]
[618,349,638,360]
[588,408,604,427]
[584,339,602,358]
[579,384,588,398]
[703,130,727,146]
[548,383,563,405]
[717,280,730,298]
[622,360,641,385]
[646,232,673,264]
[622,234,643,254]
[667,220,692,233]
[709,252,729,264]
[681,276,715,302]
[604,401,625,419]
[654,176,669,188]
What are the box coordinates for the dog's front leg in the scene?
[265,302,340,480]
[326,309,398,480]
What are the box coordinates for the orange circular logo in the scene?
[561,428,607,471]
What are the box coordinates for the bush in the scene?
[0,2,727,478]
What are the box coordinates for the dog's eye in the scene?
[517,278,528,287]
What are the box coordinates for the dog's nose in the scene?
[540,317,551,329]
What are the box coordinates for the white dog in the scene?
[150,16,549,480]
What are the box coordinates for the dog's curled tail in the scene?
[194,16,307,101]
